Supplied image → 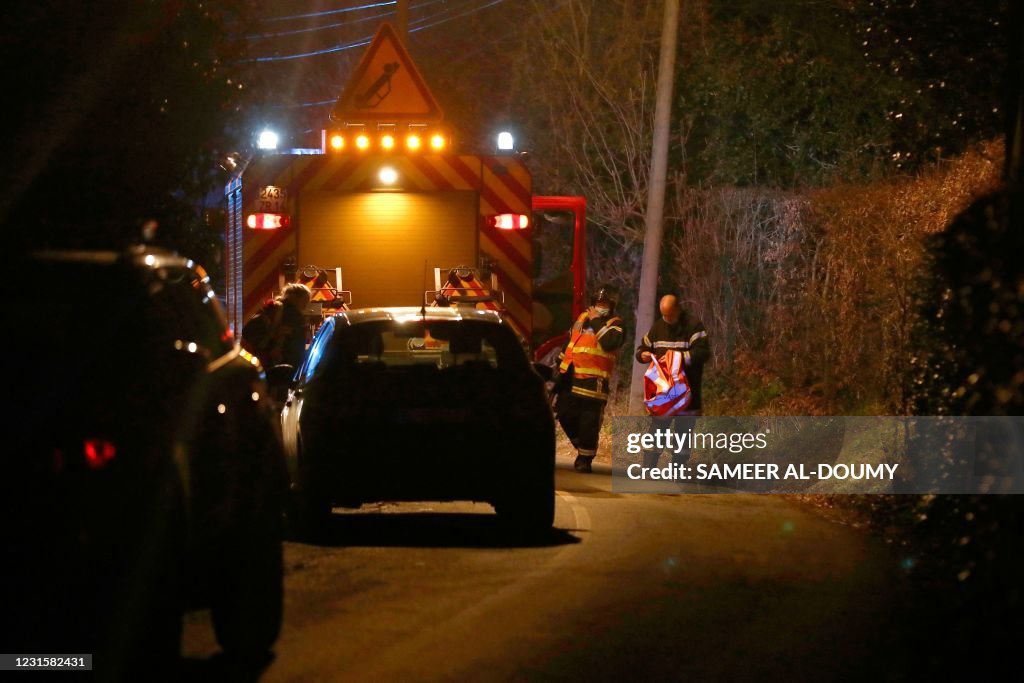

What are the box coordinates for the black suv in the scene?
[4,247,287,679]
[281,307,556,536]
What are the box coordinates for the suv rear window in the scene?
[305,319,528,382]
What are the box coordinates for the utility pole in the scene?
[1006,0,1023,184]
[628,0,680,415]
[397,0,409,43]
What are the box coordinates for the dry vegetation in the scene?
[513,2,1018,647]
[595,139,1004,416]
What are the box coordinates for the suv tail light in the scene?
[83,439,117,470]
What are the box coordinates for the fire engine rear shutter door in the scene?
[299,191,478,307]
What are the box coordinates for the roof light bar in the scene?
[322,128,450,153]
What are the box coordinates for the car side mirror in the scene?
[532,362,554,381]
[267,364,296,390]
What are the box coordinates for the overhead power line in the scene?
[244,0,506,63]
[271,98,337,110]
[246,0,448,40]
[243,36,373,63]
[262,1,396,24]
[408,0,505,33]
[247,9,393,40]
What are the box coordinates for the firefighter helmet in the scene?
[591,284,618,312]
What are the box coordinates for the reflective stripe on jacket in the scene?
[643,349,692,416]
[559,312,623,381]
[635,312,709,411]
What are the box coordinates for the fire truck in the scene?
[224,23,586,363]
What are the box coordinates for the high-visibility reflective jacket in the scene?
[643,349,692,416]
[558,311,624,401]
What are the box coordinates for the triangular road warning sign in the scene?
[331,23,443,122]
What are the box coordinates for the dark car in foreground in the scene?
[280,307,555,535]
[4,247,287,679]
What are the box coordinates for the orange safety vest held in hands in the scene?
[643,349,692,416]
[559,312,624,399]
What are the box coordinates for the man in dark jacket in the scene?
[241,283,312,369]
[635,294,710,468]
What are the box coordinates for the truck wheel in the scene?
[210,527,283,661]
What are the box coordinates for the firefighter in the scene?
[636,294,710,468]
[555,285,625,473]
[241,282,312,369]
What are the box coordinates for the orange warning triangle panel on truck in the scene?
[331,23,443,122]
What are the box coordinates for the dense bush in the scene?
[512,0,1018,648]
[590,140,1003,415]
[911,183,1024,415]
